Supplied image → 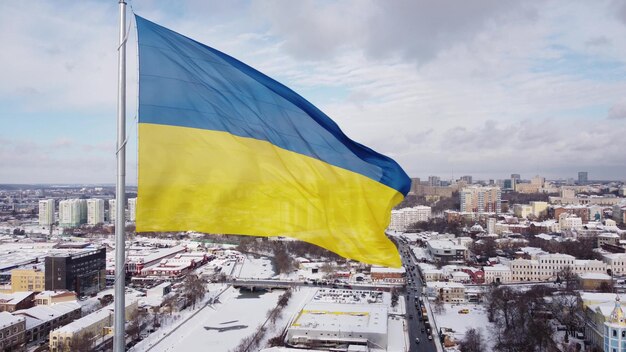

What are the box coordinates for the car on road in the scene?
[428,335,433,341]
[415,338,420,344]
[421,328,424,333]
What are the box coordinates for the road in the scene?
[399,241,438,352]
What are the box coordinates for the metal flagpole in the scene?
[114,1,127,351]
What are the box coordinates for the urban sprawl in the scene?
[0,172,625,352]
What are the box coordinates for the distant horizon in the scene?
[0,174,624,189]
[2,1,626,184]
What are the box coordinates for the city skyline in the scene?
[2,0,626,183]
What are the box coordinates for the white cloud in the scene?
[1,0,626,183]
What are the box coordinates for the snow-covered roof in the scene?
[425,281,465,289]
[13,301,80,323]
[0,291,33,305]
[0,311,23,329]
[370,266,405,274]
[483,264,511,272]
[580,273,611,280]
[599,233,620,238]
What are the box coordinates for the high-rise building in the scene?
[487,218,496,234]
[531,175,545,187]
[460,186,501,214]
[128,198,137,222]
[58,199,87,227]
[503,178,516,190]
[87,199,105,225]
[511,174,521,180]
[428,176,441,187]
[44,247,106,297]
[409,178,421,195]
[38,199,55,226]
[108,199,116,223]
[578,171,588,185]
[460,175,473,184]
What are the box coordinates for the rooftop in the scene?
[0,311,24,328]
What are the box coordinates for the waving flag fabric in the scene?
[135,15,410,267]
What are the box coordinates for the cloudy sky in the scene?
[1,0,626,184]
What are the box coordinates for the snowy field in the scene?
[432,302,495,351]
[141,286,301,352]
[236,254,275,279]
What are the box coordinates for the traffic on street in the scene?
[399,240,438,352]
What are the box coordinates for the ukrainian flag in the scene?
[135,16,411,267]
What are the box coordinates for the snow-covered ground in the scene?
[236,254,275,279]
[143,287,284,352]
[432,302,495,351]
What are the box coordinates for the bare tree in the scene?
[183,274,206,309]
[162,294,177,315]
[459,328,485,352]
[551,294,583,339]
[432,296,446,314]
[126,309,147,342]
[69,330,96,352]
[558,266,579,292]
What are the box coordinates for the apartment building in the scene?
[38,199,55,226]
[389,206,432,231]
[10,269,45,293]
[460,186,501,214]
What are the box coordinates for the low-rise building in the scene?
[424,281,466,303]
[513,204,533,219]
[286,289,389,350]
[13,301,81,345]
[599,233,621,248]
[614,202,626,224]
[34,291,77,306]
[483,265,512,284]
[559,213,583,231]
[510,253,607,282]
[370,266,405,283]
[603,253,626,276]
[49,297,138,352]
[0,291,35,312]
[426,239,468,264]
[579,273,612,290]
[0,311,26,351]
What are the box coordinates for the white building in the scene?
[559,213,583,231]
[426,239,468,264]
[483,264,512,284]
[510,253,607,282]
[603,254,626,276]
[58,199,87,227]
[86,199,105,225]
[487,218,496,234]
[513,204,532,219]
[38,199,55,226]
[389,206,431,231]
[128,198,137,222]
[424,281,466,303]
[286,290,389,349]
[108,199,116,223]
